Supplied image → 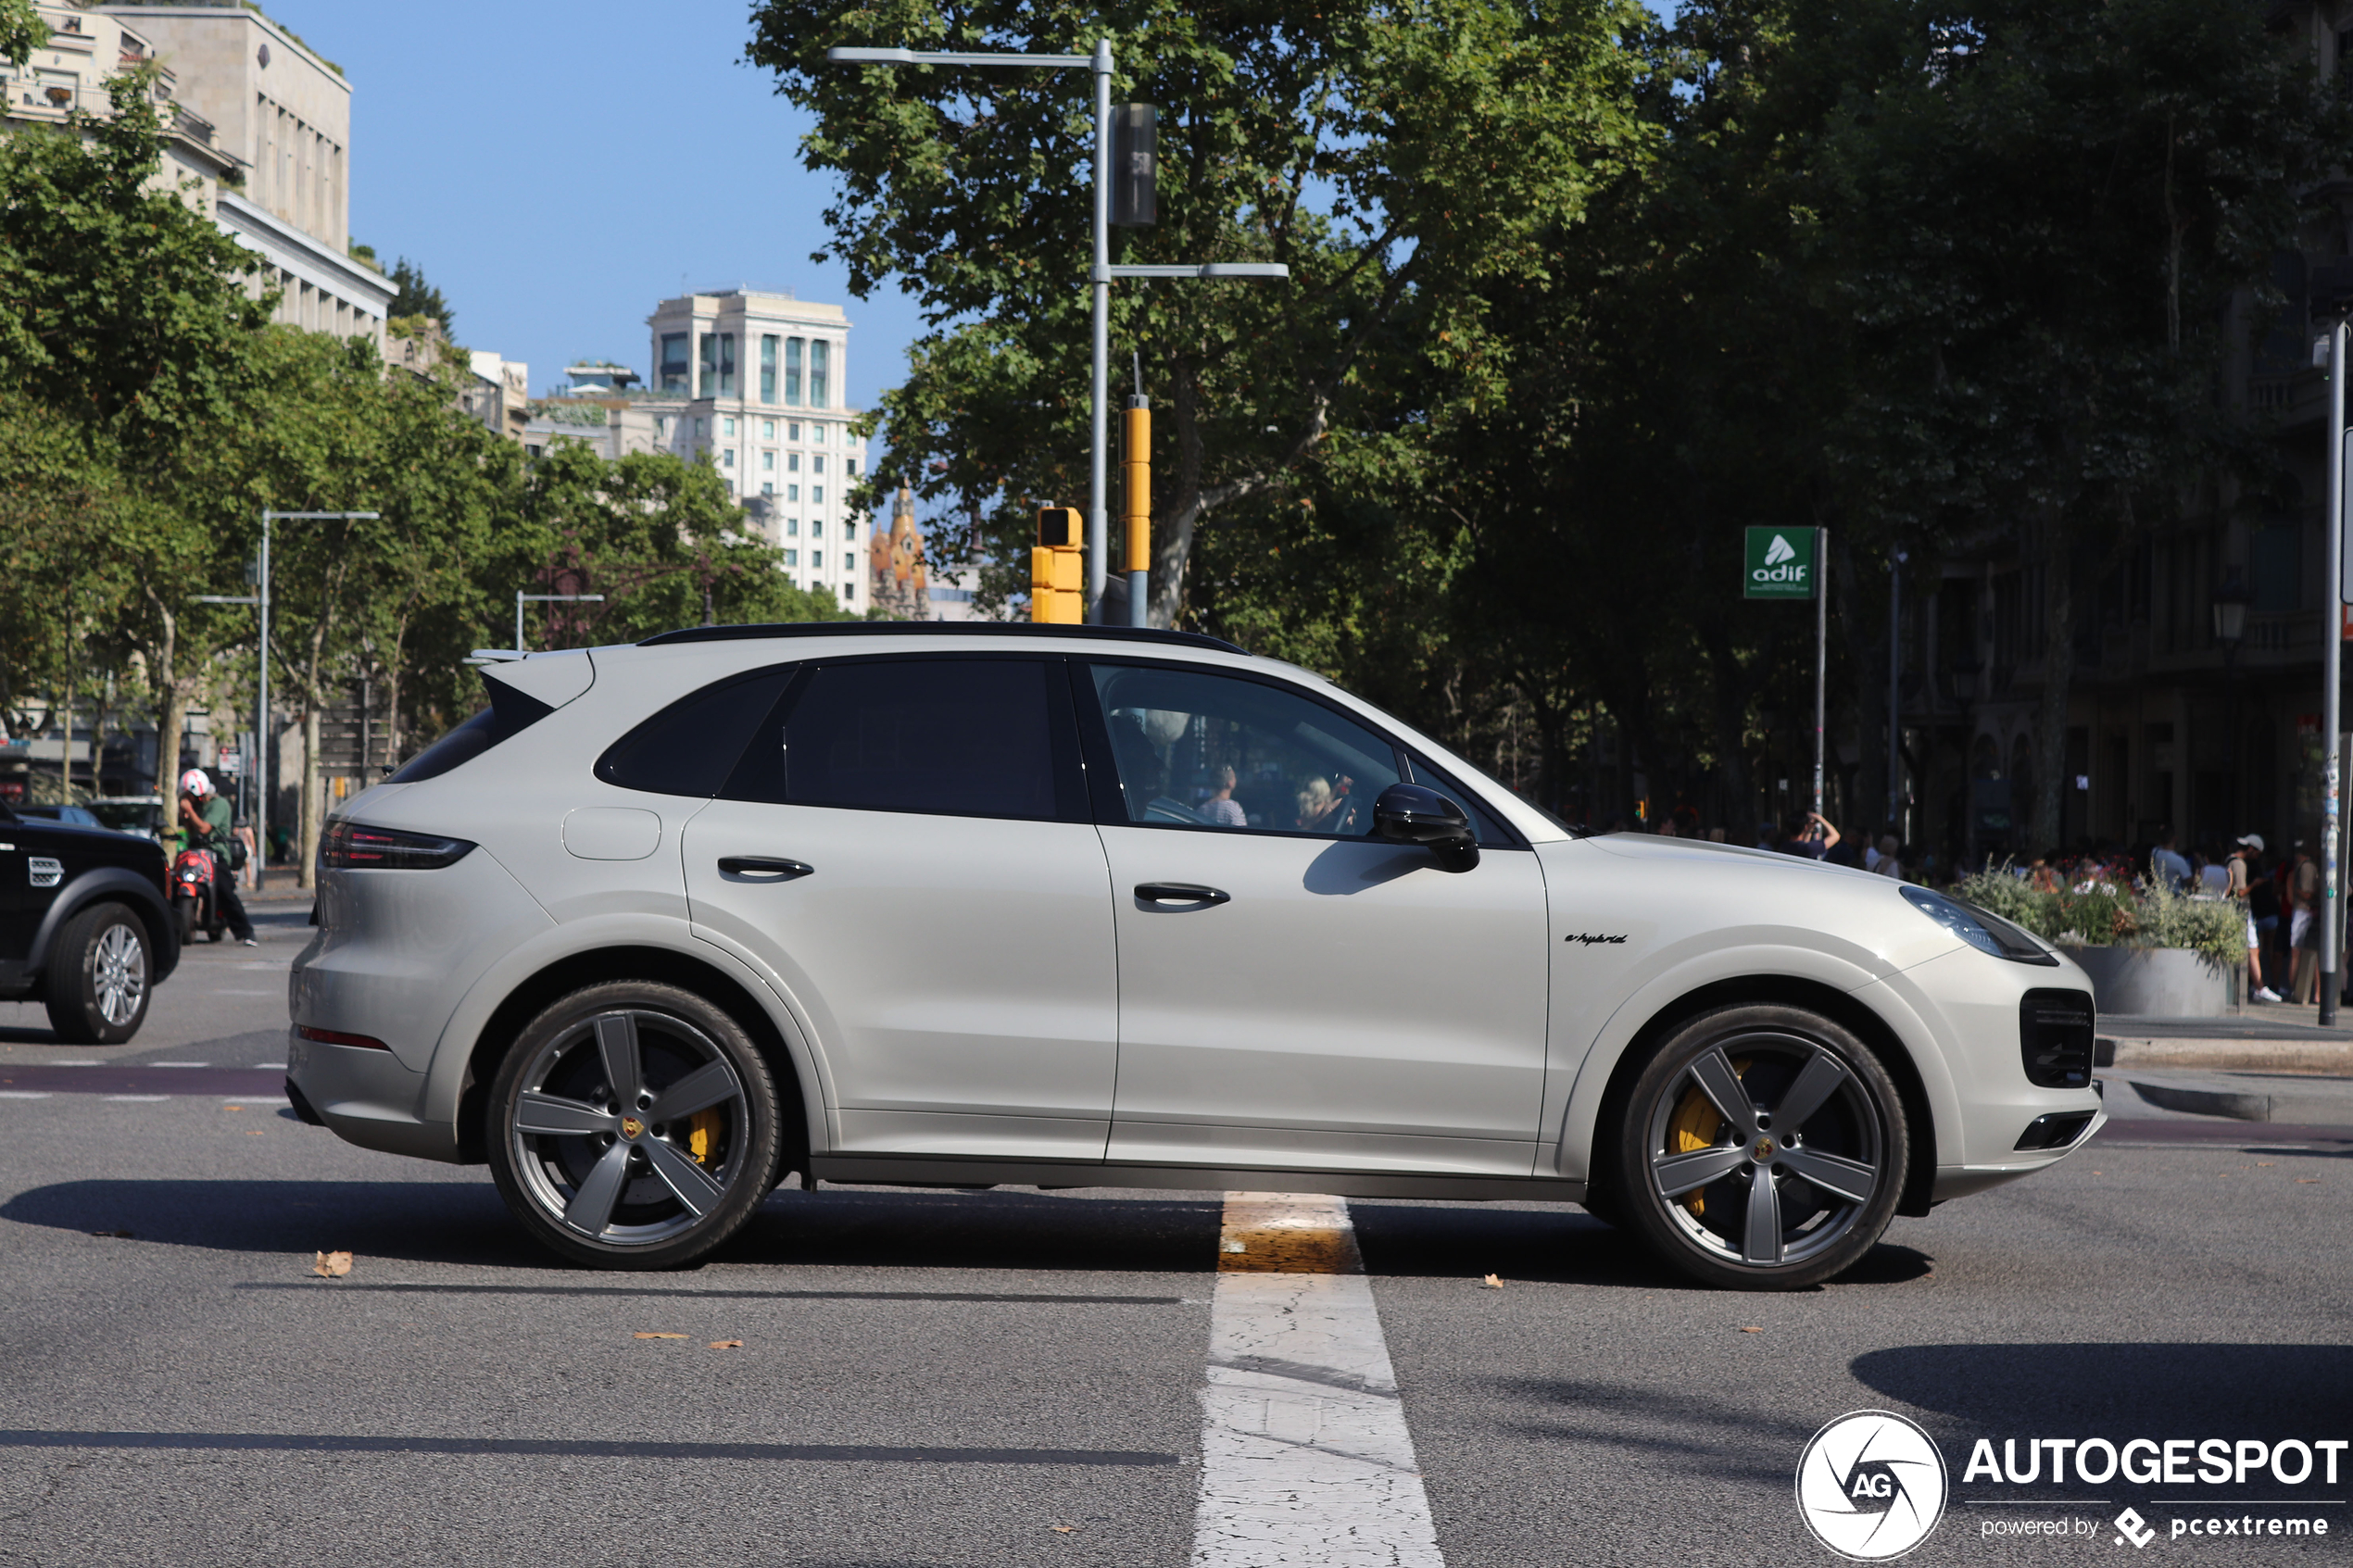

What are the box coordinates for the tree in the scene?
[388,257,454,335]
[2,0,47,67]
[748,0,1651,628]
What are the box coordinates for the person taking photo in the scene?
[176,769,257,947]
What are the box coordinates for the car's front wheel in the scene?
[1612,1004,1906,1290]
[485,982,783,1269]
[44,902,152,1045]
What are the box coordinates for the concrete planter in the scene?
[2057,944,2236,1018]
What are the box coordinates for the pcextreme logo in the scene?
[1796,1411,1950,1561]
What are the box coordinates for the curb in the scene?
[2104,1036,2353,1073]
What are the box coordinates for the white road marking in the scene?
[46,1060,100,1067]
[255,1063,286,1070]
[148,1061,208,1068]
[235,961,292,972]
[0,1091,52,1099]
[105,1095,169,1102]
[1192,1194,1444,1567]
[213,990,277,997]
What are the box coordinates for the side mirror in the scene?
[1371,782,1479,872]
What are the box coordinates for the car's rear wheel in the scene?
[485,982,782,1269]
[44,902,151,1045]
[1612,1004,1906,1290]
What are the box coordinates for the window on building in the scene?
[761,451,774,471]
[724,448,735,468]
[761,482,774,497]
[843,581,855,600]
[812,455,825,475]
[785,338,804,405]
[810,341,830,408]
[787,484,799,502]
[813,486,824,505]
[762,420,774,439]
[761,335,778,403]
[724,417,736,436]
[787,519,799,536]
[788,421,801,441]
[847,458,859,477]
[660,333,690,395]
[2253,523,2301,612]
[697,416,709,438]
[812,424,825,444]
[812,550,824,570]
[845,521,857,540]
[784,548,798,566]
[788,453,800,472]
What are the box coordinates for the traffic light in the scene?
[1032,506,1084,623]
[1111,105,1156,227]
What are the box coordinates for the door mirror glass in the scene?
[1372,783,1479,872]
[1088,664,1402,834]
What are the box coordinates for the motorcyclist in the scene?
[176,768,256,947]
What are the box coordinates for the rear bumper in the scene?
[284,1031,459,1162]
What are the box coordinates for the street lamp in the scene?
[826,41,1288,626]
[200,508,378,885]
[516,592,606,652]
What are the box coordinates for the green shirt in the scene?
[190,796,233,854]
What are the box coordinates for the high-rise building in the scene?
[643,290,867,606]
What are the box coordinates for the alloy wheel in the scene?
[92,923,146,1027]
[507,1009,749,1247]
[1642,1030,1887,1272]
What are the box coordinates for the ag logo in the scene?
[1795,1411,1948,1561]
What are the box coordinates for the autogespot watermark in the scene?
[1797,1415,2346,1557]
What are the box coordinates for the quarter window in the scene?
[1087,664,1402,834]
[595,665,798,797]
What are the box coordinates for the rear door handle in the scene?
[1134,882,1230,907]
[718,856,814,882]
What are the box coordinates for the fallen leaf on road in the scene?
[1480,1273,1504,1289]
[224,1105,244,1111]
[2258,1161,2275,1166]
[1052,1525,1078,1534]
[633,1332,686,1340]
[89,1229,132,1239]
[312,1250,352,1278]
[245,1130,264,1136]
[709,1340,744,1349]
[1739,1326,1764,1333]
[2296,1178,2322,1184]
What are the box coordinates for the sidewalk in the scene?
[2100,1009,2353,1073]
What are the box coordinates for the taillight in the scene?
[319,820,475,871]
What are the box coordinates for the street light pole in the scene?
[245,510,377,886]
[825,43,1286,627]
[2324,322,2347,1025]
[516,592,607,652]
[1889,547,1906,837]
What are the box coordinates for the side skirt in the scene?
[808,1154,1587,1204]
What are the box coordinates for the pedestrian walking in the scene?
[2231,836,2281,1002]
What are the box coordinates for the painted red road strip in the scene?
[0,1067,286,1098]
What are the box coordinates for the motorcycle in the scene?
[168,846,230,944]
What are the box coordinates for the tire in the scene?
[44,902,152,1046]
[1611,1004,1906,1291]
[174,898,195,946]
[484,982,783,1270]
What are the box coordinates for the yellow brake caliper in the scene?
[688,1108,724,1166]
[1667,1057,1749,1217]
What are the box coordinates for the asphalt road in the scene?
[0,913,2347,1566]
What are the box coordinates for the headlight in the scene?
[1901,885,2058,966]
[319,820,475,871]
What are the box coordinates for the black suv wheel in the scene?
[45,902,152,1045]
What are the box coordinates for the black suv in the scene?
[0,805,178,1043]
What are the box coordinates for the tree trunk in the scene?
[1832,534,1889,840]
[300,706,322,889]
[2029,532,2074,851]
[144,589,182,841]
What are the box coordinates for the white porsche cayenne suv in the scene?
[289,623,2104,1289]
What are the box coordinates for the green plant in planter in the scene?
[1949,867,2243,968]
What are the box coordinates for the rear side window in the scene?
[736,658,1076,822]
[388,678,556,784]
[596,664,797,797]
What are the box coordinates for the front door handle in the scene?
[1134,882,1230,908]
[718,856,814,882]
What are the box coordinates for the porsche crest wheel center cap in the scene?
[1754,1136,1776,1160]
[621,1116,645,1141]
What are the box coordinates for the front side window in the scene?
[785,338,804,405]
[1088,664,1403,834]
[727,659,1070,821]
[810,340,830,408]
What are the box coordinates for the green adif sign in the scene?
[1743,527,1818,599]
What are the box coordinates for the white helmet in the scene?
[180,768,213,797]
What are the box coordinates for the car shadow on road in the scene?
[1852,1342,2353,1434]
[0,1179,1226,1275]
[1347,1198,1936,1291]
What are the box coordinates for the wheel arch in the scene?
[452,944,815,1174]
[1582,975,1942,1221]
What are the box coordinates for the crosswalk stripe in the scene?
[1192,1194,1444,1567]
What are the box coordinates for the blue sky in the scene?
[265,1,925,413]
